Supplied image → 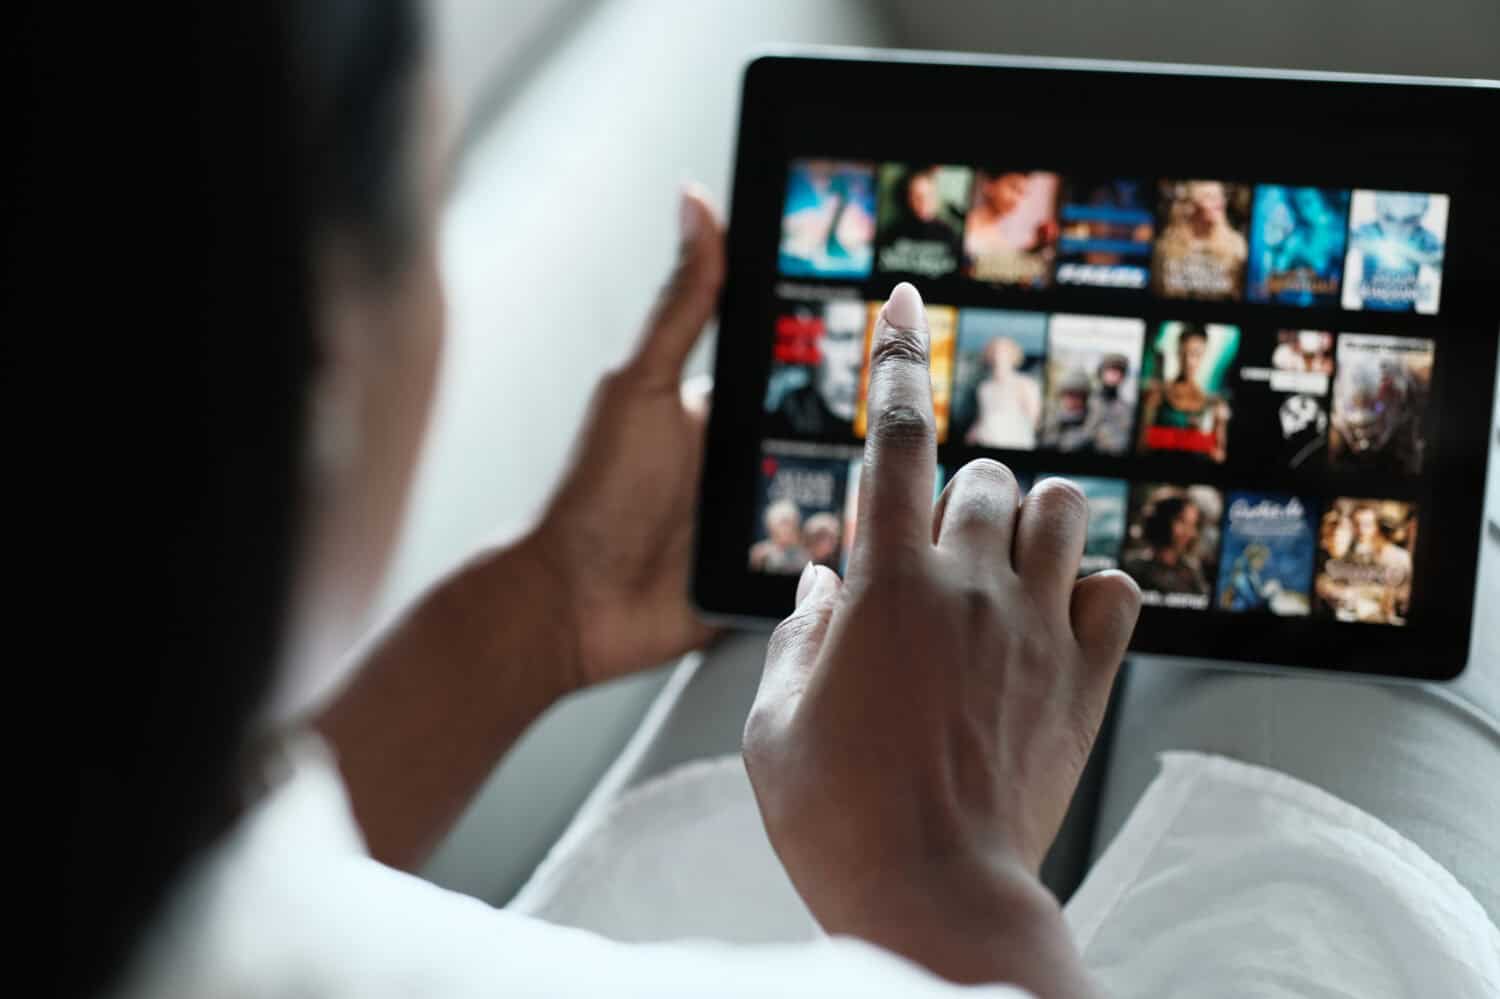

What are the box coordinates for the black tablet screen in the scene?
[696,55,1500,680]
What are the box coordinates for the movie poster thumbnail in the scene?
[874,164,973,279]
[1246,185,1350,306]
[962,170,1061,288]
[1036,474,1129,575]
[854,303,958,443]
[1232,330,1335,470]
[1329,334,1435,476]
[1055,177,1155,290]
[1122,483,1224,609]
[762,297,870,441]
[1215,491,1317,616]
[777,159,878,279]
[748,445,854,575]
[1040,314,1146,456]
[840,459,946,573]
[1150,180,1252,301]
[1136,321,1240,464]
[1314,498,1417,626]
[1341,190,1448,314]
[950,309,1048,450]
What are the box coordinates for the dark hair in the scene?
[41,3,423,996]
[1178,323,1209,345]
[897,164,942,217]
[1143,495,1196,549]
[295,0,426,272]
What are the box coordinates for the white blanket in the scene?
[516,751,1500,997]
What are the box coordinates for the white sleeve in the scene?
[1065,752,1500,999]
[330,867,1035,998]
[115,739,1033,999]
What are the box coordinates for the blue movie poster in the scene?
[1216,491,1317,616]
[778,160,878,279]
[1341,190,1448,315]
[1246,185,1350,307]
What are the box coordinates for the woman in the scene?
[966,336,1042,449]
[1121,493,1209,599]
[1149,179,1247,300]
[1136,324,1230,463]
[48,6,1498,997]
[962,170,1059,285]
[53,5,1138,997]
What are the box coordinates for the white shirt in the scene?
[116,745,1499,999]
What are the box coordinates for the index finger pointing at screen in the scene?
[853,282,937,567]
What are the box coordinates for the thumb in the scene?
[745,564,840,749]
[631,184,725,386]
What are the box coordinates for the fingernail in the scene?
[796,563,817,607]
[884,282,923,329]
[679,185,700,243]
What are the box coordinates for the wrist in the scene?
[811,851,1077,988]
[448,532,584,705]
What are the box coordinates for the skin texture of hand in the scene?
[743,282,1141,996]
[525,186,724,689]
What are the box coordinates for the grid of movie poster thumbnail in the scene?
[777,160,1449,312]
[750,160,1442,627]
[751,442,1421,627]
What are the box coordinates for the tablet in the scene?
[693,49,1500,682]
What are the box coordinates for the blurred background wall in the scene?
[394,0,1498,905]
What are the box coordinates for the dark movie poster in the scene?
[1055,177,1155,290]
[762,298,869,441]
[748,447,851,576]
[1232,330,1335,470]
[1329,334,1435,477]
[874,164,972,278]
[1121,483,1225,610]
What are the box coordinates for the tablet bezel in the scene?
[693,48,1500,682]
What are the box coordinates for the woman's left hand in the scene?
[318,188,726,868]
[524,187,725,689]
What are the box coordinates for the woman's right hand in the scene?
[743,283,1140,995]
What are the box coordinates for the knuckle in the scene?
[870,403,933,449]
[765,606,821,663]
[652,252,701,317]
[943,460,1019,530]
[765,618,800,665]
[1031,476,1089,522]
[1098,569,1142,608]
[962,456,1015,482]
[741,701,775,759]
[871,324,929,368]
[956,579,1001,623]
[956,458,1019,497]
